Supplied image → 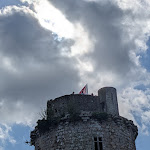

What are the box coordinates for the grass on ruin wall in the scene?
[37,106,108,134]
[37,112,108,134]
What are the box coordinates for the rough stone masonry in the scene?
[30,87,138,150]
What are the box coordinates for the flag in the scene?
[79,84,88,94]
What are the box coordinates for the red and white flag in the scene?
[79,84,88,94]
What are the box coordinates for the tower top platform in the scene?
[47,87,119,119]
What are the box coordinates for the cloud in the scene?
[0,124,16,150]
[49,0,141,76]
[48,0,150,87]
[0,5,81,125]
[118,87,150,134]
[48,0,150,133]
[0,0,150,137]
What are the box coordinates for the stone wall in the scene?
[47,87,119,119]
[98,87,119,116]
[31,87,137,150]
[31,116,138,150]
[47,94,104,118]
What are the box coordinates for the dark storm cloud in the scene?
[0,10,71,62]
[0,0,149,127]
[0,7,80,124]
[50,0,136,75]
[48,1,150,132]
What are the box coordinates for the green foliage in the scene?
[47,108,54,120]
[92,112,108,121]
[37,103,82,134]
[37,119,49,133]
[39,108,47,119]
[37,107,61,134]
[37,117,61,134]
[39,107,54,120]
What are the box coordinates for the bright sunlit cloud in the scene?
[31,0,95,73]
[34,0,94,55]
[33,0,74,39]
[1,0,150,149]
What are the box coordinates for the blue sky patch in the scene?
[0,0,25,9]
[6,124,34,150]
[140,39,150,72]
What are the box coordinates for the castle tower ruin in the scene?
[30,87,138,150]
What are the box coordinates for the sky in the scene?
[0,0,150,149]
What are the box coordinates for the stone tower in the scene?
[30,87,138,150]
